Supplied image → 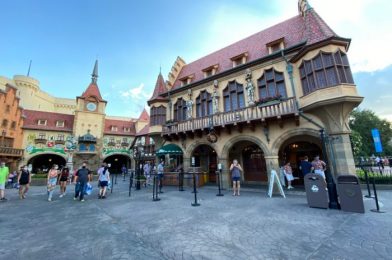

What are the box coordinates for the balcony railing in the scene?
[163,97,298,135]
[0,147,24,157]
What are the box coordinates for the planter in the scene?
[257,99,281,108]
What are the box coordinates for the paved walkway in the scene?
[0,181,391,260]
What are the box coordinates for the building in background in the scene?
[0,84,24,171]
[147,0,363,187]
[0,61,148,173]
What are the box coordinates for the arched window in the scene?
[151,106,166,126]
[223,81,245,112]
[257,69,287,100]
[196,91,213,118]
[174,98,187,121]
[299,50,354,95]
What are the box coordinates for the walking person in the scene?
[0,162,10,201]
[157,160,164,193]
[230,159,242,196]
[299,156,312,177]
[73,162,91,202]
[143,161,151,187]
[121,164,127,181]
[47,164,59,202]
[18,165,31,199]
[283,162,294,189]
[58,166,70,198]
[311,155,327,179]
[97,163,110,199]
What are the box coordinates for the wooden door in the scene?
[243,146,267,182]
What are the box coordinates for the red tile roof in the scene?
[104,119,136,136]
[22,110,74,132]
[81,83,105,102]
[172,9,336,89]
[136,124,149,136]
[138,108,150,122]
[148,73,168,105]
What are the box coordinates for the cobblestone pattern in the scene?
[0,182,391,260]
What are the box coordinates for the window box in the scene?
[255,95,283,107]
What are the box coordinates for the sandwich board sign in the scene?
[268,169,286,198]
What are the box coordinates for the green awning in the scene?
[156,144,183,156]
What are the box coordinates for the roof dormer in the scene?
[266,38,285,54]
[179,74,195,87]
[230,52,248,68]
[202,64,219,78]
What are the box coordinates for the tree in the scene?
[349,109,392,156]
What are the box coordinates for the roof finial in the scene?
[159,64,162,74]
[91,60,98,84]
[27,60,32,76]
[298,0,312,16]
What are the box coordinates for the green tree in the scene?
[349,109,392,156]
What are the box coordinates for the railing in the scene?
[163,97,298,135]
[0,147,24,157]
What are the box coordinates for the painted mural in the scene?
[25,133,77,156]
[102,136,132,157]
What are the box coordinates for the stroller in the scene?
[6,172,19,189]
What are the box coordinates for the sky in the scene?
[1,0,391,120]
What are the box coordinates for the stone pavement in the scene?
[0,180,391,260]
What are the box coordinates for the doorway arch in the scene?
[228,140,267,183]
[191,144,218,183]
[103,154,131,174]
[27,153,67,174]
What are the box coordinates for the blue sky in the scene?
[1,0,391,120]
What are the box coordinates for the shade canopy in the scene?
[156,143,183,156]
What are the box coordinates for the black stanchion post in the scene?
[370,177,385,213]
[154,175,160,201]
[111,172,114,194]
[363,166,372,198]
[115,172,118,184]
[216,170,223,196]
[179,170,184,191]
[128,171,133,197]
[191,172,200,206]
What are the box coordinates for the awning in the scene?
[156,143,183,156]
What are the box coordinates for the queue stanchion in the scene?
[191,171,200,207]
[179,170,184,191]
[129,170,134,197]
[362,166,372,198]
[216,170,224,196]
[153,174,160,201]
[370,177,385,213]
[110,172,114,194]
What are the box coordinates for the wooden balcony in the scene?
[0,147,24,157]
[162,97,299,136]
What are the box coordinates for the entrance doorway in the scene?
[229,141,267,183]
[279,138,322,185]
[104,155,131,174]
[192,145,217,183]
[28,154,67,174]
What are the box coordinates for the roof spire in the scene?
[91,60,98,84]
[298,0,312,16]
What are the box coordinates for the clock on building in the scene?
[86,102,97,111]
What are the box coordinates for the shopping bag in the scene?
[85,183,93,195]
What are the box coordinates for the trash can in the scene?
[304,173,328,209]
[336,175,365,213]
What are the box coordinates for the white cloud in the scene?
[120,83,151,100]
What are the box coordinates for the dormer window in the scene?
[111,126,118,132]
[56,120,65,127]
[267,38,285,54]
[38,119,47,126]
[124,127,131,132]
[202,64,219,78]
[231,53,248,68]
[180,75,194,86]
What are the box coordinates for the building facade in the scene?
[147,1,363,187]
[1,61,147,173]
[0,84,24,171]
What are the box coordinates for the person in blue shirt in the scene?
[299,156,312,177]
